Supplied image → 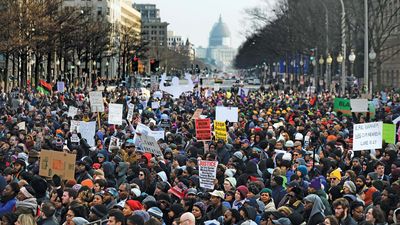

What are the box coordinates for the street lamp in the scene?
[106,61,109,84]
[349,49,356,76]
[319,56,324,89]
[368,49,376,93]
[326,54,333,92]
[76,60,81,88]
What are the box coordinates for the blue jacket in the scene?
[0,198,16,217]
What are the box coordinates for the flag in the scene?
[37,80,52,95]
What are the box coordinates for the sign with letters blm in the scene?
[39,150,76,180]
[199,160,218,190]
[195,118,211,141]
[353,122,382,151]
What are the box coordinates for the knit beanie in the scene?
[297,165,308,177]
[225,177,237,188]
[193,202,207,216]
[259,188,272,196]
[90,205,107,219]
[343,181,356,194]
[126,200,143,211]
[309,178,321,190]
[148,207,163,219]
[236,185,249,199]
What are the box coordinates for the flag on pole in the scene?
[37,80,52,95]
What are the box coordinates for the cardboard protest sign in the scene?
[216,106,238,122]
[39,150,76,180]
[89,91,104,112]
[192,109,203,120]
[199,160,218,190]
[108,104,123,125]
[350,99,369,112]
[214,121,227,141]
[138,134,163,156]
[353,122,382,150]
[196,119,211,141]
[68,106,78,118]
[383,123,396,144]
[57,82,65,93]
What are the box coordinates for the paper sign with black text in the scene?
[199,160,218,190]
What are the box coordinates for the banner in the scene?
[353,122,383,151]
[68,106,78,118]
[350,99,369,112]
[196,119,211,141]
[89,91,104,112]
[138,134,163,156]
[214,121,227,141]
[108,104,123,125]
[334,98,351,115]
[199,160,218,190]
[216,106,238,122]
[57,82,65,93]
[39,150,76,180]
[383,123,396,144]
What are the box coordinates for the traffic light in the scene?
[133,56,139,72]
[150,59,159,73]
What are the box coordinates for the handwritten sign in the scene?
[350,99,369,112]
[57,82,65,93]
[353,122,382,151]
[199,160,218,190]
[138,134,163,156]
[68,106,78,118]
[89,91,104,112]
[39,150,76,180]
[108,104,123,125]
[196,119,211,141]
[79,121,96,147]
[214,121,227,141]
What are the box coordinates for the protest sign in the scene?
[214,121,227,141]
[383,123,396,144]
[79,121,96,147]
[127,104,134,122]
[70,120,80,132]
[216,106,238,122]
[192,109,203,120]
[238,87,249,97]
[70,133,79,143]
[393,116,400,124]
[334,98,351,115]
[153,91,163,99]
[138,134,163,156]
[151,102,160,109]
[109,136,122,152]
[108,104,123,125]
[149,130,165,141]
[199,160,218,190]
[39,150,76,180]
[353,122,382,150]
[196,119,211,141]
[89,91,104,112]
[68,106,78,118]
[350,99,369,112]
[57,82,65,93]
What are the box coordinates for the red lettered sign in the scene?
[195,118,211,141]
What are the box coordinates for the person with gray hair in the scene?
[118,183,131,205]
[179,212,195,225]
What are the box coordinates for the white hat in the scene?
[131,188,141,197]
[282,153,292,161]
[209,190,224,199]
[285,140,294,148]
[224,169,236,177]
[295,133,304,141]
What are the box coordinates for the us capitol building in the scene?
[196,16,236,71]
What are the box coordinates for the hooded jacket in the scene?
[304,194,325,225]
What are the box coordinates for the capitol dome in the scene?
[209,15,231,47]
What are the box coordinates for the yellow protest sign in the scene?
[214,121,227,141]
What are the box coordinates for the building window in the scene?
[97,7,102,16]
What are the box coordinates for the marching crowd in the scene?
[0,83,399,225]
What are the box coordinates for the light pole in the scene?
[56,59,60,80]
[326,54,333,92]
[312,58,317,91]
[319,56,324,90]
[364,0,369,93]
[93,61,97,88]
[349,49,356,93]
[76,60,81,88]
[339,0,347,96]
[299,58,304,89]
[106,61,109,85]
[337,52,343,94]
[368,49,376,93]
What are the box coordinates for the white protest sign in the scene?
[216,106,238,122]
[127,104,135,122]
[109,136,121,152]
[68,106,78,118]
[393,115,400,124]
[238,87,249,96]
[159,73,194,98]
[89,91,104,112]
[149,130,165,141]
[57,82,65,93]
[350,99,369,112]
[138,134,163,156]
[199,160,218,190]
[71,133,79,143]
[108,104,123,125]
[151,102,160,109]
[79,121,96,147]
[353,122,383,151]
[133,123,152,146]
[17,122,26,131]
[153,91,163,99]
[70,120,80,132]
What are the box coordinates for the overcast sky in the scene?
[133,0,270,49]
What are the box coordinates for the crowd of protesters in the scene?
[0,81,399,225]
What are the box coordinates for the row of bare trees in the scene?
[236,0,400,90]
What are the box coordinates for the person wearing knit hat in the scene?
[343,181,356,194]
[133,210,151,223]
[123,200,143,217]
[71,217,89,225]
[232,186,248,210]
[148,207,163,219]
[329,169,342,187]
[192,202,207,225]
[81,179,94,189]
[168,203,185,224]
[259,188,275,212]
[89,204,108,222]
[308,178,322,193]
[296,165,308,179]
[223,177,237,192]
